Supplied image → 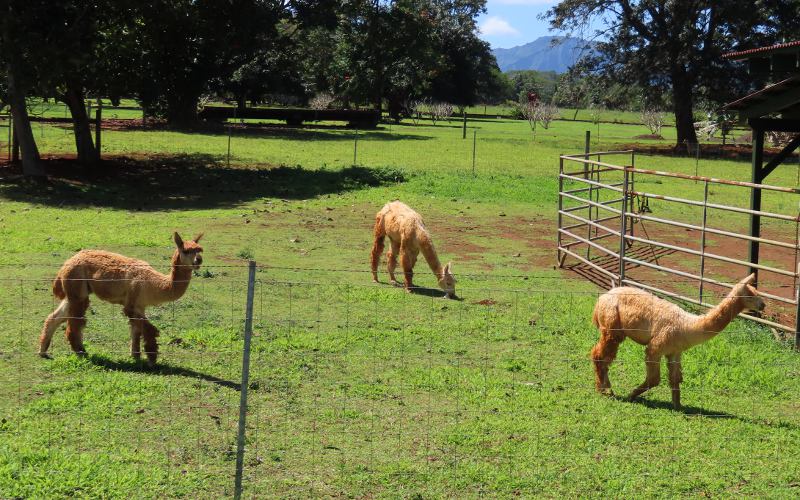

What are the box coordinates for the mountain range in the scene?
[492,36,594,73]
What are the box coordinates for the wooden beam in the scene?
[762,134,800,178]
[748,118,800,132]
[741,85,800,118]
[748,129,765,282]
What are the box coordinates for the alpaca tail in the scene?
[52,275,66,300]
[370,213,386,281]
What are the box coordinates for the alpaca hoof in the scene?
[390,280,402,287]
[38,352,52,360]
[75,350,87,358]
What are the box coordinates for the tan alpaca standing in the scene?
[370,201,456,298]
[39,233,204,366]
[591,274,765,409]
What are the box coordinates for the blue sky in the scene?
[478,0,561,49]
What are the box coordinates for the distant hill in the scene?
[492,36,594,73]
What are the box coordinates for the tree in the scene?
[553,65,589,119]
[0,0,44,176]
[428,0,502,111]
[135,0,279,125]
[545,1,777,147]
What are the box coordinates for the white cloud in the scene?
[479,16,520,37]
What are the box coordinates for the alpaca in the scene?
[39,232,204,366]
[370,200,456,298]
[590,274,765,409]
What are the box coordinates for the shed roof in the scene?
[723,76,800,118]
[724,40,800,60]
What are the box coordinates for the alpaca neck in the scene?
[418,230,444,278]
[692,293,745,337]
[161,251,193,301]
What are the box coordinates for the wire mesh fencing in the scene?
[2,263,799,497]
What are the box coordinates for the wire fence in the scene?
[8,101,800,186]
[2,260,799,497]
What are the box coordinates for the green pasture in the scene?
[0,113,798,497]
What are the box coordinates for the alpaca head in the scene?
[438,262,457,299]
[173,232,204,270]
[732,273,765,313]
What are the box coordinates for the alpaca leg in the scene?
[124,308,143,360]
[399,246,414,291]
[141,320,160,367]
[590,332,621,395]
[628,347,661,401]
[667,354,683,410]
[370,233,385,283]
[65,298,90,355]
[387,241,400,285]
[39,299,69,357]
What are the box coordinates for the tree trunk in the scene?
[671,69,698,147]
[573,107,580,120]
[62,84,98,165]
[167,92,199,127]
[7,67,44,176]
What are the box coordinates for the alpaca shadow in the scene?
[0,154,406,210]
[86,353,240,391]
[623,396,800,431]
[408,285,462,301]
[623,396,736,418]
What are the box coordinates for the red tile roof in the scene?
[723,40,800,60]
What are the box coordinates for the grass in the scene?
[0,112,799,497]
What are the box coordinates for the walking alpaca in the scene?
[39,233,204,366]
[590,274,765,409]
[370,201,456,298]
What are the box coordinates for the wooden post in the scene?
[462,111,467,139]
[749,128,765,282]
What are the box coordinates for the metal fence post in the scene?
[583,131,590,179]
[472,130,477,176]
[95,107,102,159]
[617,166,630,286]
[353,128,358,166]
[234,261,257,499]
[698,180,709,302]
[557,156,564,267]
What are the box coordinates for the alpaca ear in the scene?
[445,262,452,274]
[173,232,184,249]
[193,233,204,243]
[742,273,756,285]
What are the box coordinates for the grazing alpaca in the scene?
[370,200,456,298]
[590,274,765,409]
[39,233,204,366]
